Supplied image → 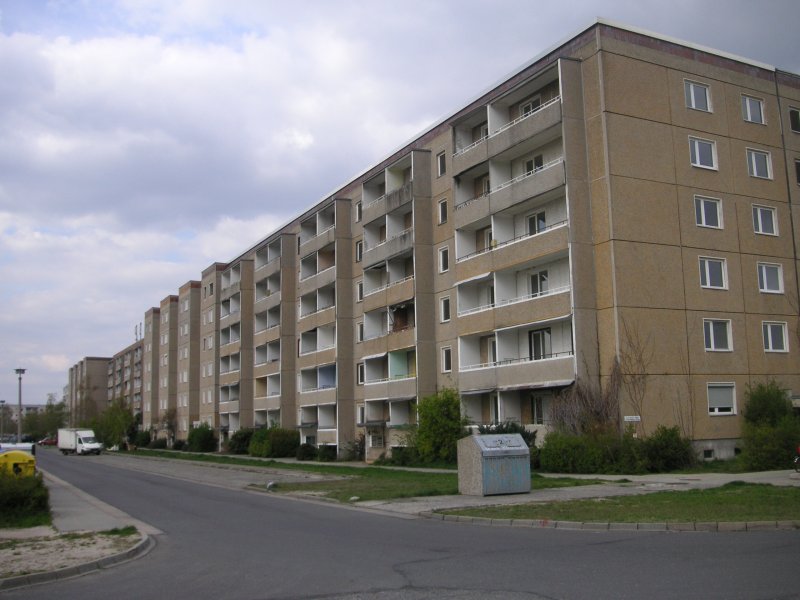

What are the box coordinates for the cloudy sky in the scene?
[1,0,798,406]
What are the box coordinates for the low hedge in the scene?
[0,472,50,527]
[248,427,300,458]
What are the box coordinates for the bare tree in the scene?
[618,316,654,436]
[551,359,621,435]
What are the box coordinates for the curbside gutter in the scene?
[0,533,155,592]
[418,511,800,532]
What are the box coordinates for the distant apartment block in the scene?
[70,20,800,460]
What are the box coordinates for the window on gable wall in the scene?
[685,80,711,112]
[741,95,764,124]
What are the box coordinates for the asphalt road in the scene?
[11,451,800,600]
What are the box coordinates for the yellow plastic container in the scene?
[0,450,36,477]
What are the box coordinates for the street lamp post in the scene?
[15,369,25,442]
[0,399,5,441]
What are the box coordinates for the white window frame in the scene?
[757,262,784,294]
[438,246,450,273]
[440,296,451,323]
[703,318,732,352]
[762,321,788,353]
[694,195,722,229]
[356,322,364,343]
[441,346,452,373]
[438,198,448,224]
[437,151,446,177]
[707,383,736,415]
[689,136,717,170]
[355,201,362,223]
[698,257,728,289]
[684,80,711,112]
[356,280,363,302]
[752,204,778,236]
[355,240,363,262]
[356,363,365,385]
[746,148,772,179]
[741,95,765,125]
[789,107,800,133]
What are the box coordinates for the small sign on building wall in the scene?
[623,415,641,423]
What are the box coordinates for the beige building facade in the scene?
[71,21,800,459]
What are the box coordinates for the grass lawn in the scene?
[442,482,800,523]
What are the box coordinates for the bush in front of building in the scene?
[416,388,469,464]
[316,445,337,462]
[248,427,300,458]
[148,438,168,450]
[187,423,217,453]
[0,472,50,527]
[172,439,186,451]
[740,381,800,471]
[641,425,696,472]
[227,428,254,455]
[134,430,151,448]
[296,443,318,461]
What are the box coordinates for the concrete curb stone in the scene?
[0,533,154,592]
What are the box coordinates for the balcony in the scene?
[255,240,282,271]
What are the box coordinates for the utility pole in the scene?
[15,368,25,441]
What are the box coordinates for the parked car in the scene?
[38,436,57,446]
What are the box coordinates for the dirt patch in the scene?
[0,530,141,579]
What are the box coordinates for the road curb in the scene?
[416,511,800,532]
[0,533,155,592]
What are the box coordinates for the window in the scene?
[707,383,735,415]
[699,257,727,289]
[437,152,446,177]
[438,198,448,224]
[746,148,772,179]
[703,319,732,351]
[440,297,451,322]
[520,96,541,116]
[752,205,777,235]
[790,108,800,133]
[438,246,449,273]
[525,155,544,174]
[741,95,764,124]
[356,281,363,302]
[684,80,711,112]
[527,211,546,235]
[757,262,783,293]
[530,270,549,296]
[694,195,722,228]
[763,322,788,352]
[531,395,544,425]
[355,240,363,262]
[795,160,800,186]
[356,363,365,385]
[355,201,362,223]
[357,405,365,424]
[689,137,717,169]
[441,347,452,373]
[357,322,364,342]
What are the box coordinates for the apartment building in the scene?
[140,307,160,431]
[176,281,201,440]
[106,339,143,413]
[66,356,110,425]
[72,20,800,460]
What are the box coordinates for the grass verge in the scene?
[441,482,800,523]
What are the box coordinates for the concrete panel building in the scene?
[71,20,800,460]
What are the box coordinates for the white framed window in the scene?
[703,319,732,351]
[441,346,452,373]
[741,95,765,124]
[699,257,727,289]
[684,80,711,112]
[757,262,783,294]
[527,211,546,235]
[440,296,451,322]
[437,151,446,177]
[356,363,365,385]
[355,240,363,262]
[438,246,450,273]
[355,201,362,223]
[789,107,800,133]
[357,405,365,425]
[762,321,788,352]
[689,137,717,169]
[438,198,448,224]
[746,148,772,179]
[530,269,549,296]
[795,159,800,186]
[752,205,777,235]
[357,322,364,343]
[707,383,735,415]
[356,280,363,302]
[520,95,541,116]
[694,195,722,228]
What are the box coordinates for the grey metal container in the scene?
[457,433,531,496]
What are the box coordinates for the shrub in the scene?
[743,381,792,426]
[416,389,468,464]
[641,425,695,472]
[148,438,167,450]
[187,423,217,453]
[134,431,151,448]
[172,439,186,451]
[340,434,365,461]
[317,445,337,462]
[0,472,50,527]
[540,430,647,474]
[296,443,318,461]
[227,428,254,455]
[248,427,300,458]
[741,416,800,471]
